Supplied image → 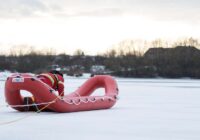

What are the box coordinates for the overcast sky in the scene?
[0,0,200,54]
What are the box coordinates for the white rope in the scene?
[3,95,117,108]
[1,96,118,109]
[88,98,96,103]
[63,95,117,105]
[79,98,89,103]
[1,101,56,108]
[74,91,81,97]
[72,100,81,105]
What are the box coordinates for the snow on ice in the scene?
[0,72,200,140]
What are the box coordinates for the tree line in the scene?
[1,37,200,78]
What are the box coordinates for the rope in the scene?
[74,91,81,97]
[10,101,56,108]
[0,101,56,108]
[0,95,117,125]
[0,96,59,126]
[0,75,61,125]
[64,95,117,105]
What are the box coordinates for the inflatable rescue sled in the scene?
[5,74,118,113]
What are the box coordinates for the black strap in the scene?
[23,97,30,111]
[53,74,59,90]
[33,103,40,112]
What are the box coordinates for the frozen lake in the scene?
[1,76,200,140]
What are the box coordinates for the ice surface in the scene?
[0,71,11,81]
[1,73,200,140]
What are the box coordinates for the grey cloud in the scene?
[0,0,200,24]
[0,0,47,18]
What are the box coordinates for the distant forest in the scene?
[1,37,200,78]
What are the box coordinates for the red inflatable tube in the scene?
[4,74,119,113]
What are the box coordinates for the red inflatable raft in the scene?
[5,74,118,113]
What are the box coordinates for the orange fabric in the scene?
[38,73,64,96]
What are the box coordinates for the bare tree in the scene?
[9,45,35,56]
[41,47,57,55]
[151,39,163,48]
[73,49,85,56]
[173,37,200,47]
